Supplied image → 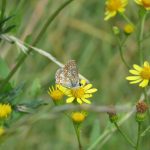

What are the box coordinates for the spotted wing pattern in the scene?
[55,60,79,88]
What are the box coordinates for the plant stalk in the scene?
[73,122,82,150]
[138,11,147,65]
[117,37,130,69]
[120,12,134,26]
[135,123,141,150]
[143,88,150,121]
[114,122,135,148]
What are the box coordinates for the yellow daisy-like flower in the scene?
[57,80,97,104]
[0,126,5,136]
[135,0,150,10]
[0,103,12,118]
[48,85,64,101]
[104,0,128,21]
[71,111,86,123]
[126,61,150,88]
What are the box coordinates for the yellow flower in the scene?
[57,80,97,104]
[124,24,134,34]
[104,0,128,21]
[71,112,86,123]
[0,103,12,118]
[48,85,64,101]
[135,0,150,10]
[126,61,150,87]
[0,126,5,136]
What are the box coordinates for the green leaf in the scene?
[29,78,41,97]
[0,80,12,94]
[2,25,16,33]
[89,119,101,145]
[0,83,24,103]
[0,57,9,78]
[0,15,15,27]
[15,100,48,113]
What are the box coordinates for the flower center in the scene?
[107,0,122,11]
[142,0,150,7]
[51,90,63,100]
[140,66,150,79]
[71,87,85,98]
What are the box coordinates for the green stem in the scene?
[0,0,74,91]
[1,0,6,20]
[143,88,150,121]
[135,123,141,150]
[138,11,147,65]
[120,13,134,26]
[117,37,130,69]
[73,122,82,150]
[114,122,136,148]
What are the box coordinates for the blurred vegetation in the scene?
[0,0,149,150]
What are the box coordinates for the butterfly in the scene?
[55,60,80,88]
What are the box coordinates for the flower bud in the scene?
[112,26,120,35]
[71,111,87,124]
[136,101,148,122]
[107,107,118,123]
[123,24,134,35]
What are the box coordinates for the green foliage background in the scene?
[0,0,149,149]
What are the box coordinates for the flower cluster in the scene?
[48,79,97,123]
[104,0,150,131]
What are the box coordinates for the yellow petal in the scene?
[144,61,149,67]
[133,64,142,71]
[84,94,92,98]
[129,69,140,75]
[84,84,93,90]
[126,76,141,80]
[139,79,149,88]
[104,11,116,21]
[130,79,142,84]
[77,98,83,104]
[66,97,75,103]
[81,98,91,104]
[118,8,125,12]
[85,88,97,93]
[57,85,71,95]
[134,0,142,5]
[80,79,86,86]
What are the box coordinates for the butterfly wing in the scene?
[55,60,79,88]
[64,60,79,87]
